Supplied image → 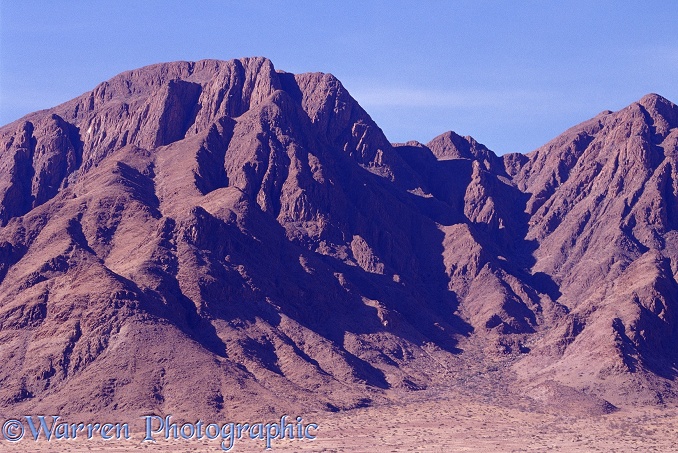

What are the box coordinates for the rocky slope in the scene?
[0,57,676,419]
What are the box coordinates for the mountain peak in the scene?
[639,92,673,106]
[635,92,678,131]
[426,130,502,172]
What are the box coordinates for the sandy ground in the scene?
[3,394,678,453]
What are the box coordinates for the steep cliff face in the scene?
[0,58,677,418]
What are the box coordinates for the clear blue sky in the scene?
[1,1,677,154]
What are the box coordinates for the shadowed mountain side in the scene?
[0,144,455,416]
[393,142,563,335]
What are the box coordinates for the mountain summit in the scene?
[0,58,677,418]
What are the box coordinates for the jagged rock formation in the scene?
[0,57,677,419]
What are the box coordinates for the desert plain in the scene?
[4,390,678,452]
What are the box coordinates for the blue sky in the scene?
[1,1,677,154]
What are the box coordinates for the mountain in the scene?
[0,57,677,420]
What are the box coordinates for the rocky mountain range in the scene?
[0,57,677,420]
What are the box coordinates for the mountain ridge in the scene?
[0,57,677,419]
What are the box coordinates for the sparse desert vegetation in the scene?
[6,392,678,452]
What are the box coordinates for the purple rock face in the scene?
[0,58,677,418]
